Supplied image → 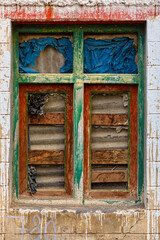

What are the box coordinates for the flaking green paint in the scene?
[73,84,84,198]
[13,24,145,204]
[83,74,138,84]
[18,74,74,84]
[73,29,84,199]
[13,29,19,197]
[137,30,145,200]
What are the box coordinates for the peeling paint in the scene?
[0,5,156,21]
[0,6,159,240]
[0,0,156,6]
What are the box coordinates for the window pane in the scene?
[19,34,73,74]
[28,92,66,193]
[91,92,129,191]
[84,34,138,74]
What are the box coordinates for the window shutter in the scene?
[19,84,73,197]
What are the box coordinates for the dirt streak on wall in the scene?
[0,5,160,240]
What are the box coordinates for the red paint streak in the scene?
[0,5,157,21]
[156,5,160,16]
[45,6,53,20]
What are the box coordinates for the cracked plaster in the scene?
[0,0,156,6]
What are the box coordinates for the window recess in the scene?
[19,84,73,198]
[13,24,144,203]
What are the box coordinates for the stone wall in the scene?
[0,2,160,239]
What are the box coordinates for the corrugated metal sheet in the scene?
[44,93,65,113]
[35,165,64,189]
[28,93,66,191]
[29,93,66,151]
[19,34,73,73]
[29,125,65,151]
[91,126,128,150]
[91,93,128,114]
[91,93,129,190]
[30,45,65,73]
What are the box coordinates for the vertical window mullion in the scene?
[73,28,84,77]
[13,29,19,198]
[73,29,84,199]
[137,30,145,199]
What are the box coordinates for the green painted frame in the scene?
[84,84,138,200]
[12,24,145,204]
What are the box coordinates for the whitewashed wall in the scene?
[0,19,11,213]
[0,16,159,239]
[146,18,160,239]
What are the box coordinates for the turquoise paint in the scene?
[73,84,84,198]
[13,24,144,203]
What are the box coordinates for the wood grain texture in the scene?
[20,189,72,199]
[28,150,64,164]
[19,85,27,194]
[91,170,128,183]
[129,85,138,196]
[84,85,91,197]
[92,114,128,126]
[84,84,138,199]
[91,149,128,164]
[28,113,65,125]
[19,84,73,196]
[89,191,136,199]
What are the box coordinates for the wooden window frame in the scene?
[19,84,73,198]
[12,24,145,204]
[84,84,138,199]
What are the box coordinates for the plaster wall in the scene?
[0,1,160,239]
[0,0,157,6]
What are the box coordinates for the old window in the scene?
[13,24,144,203]
[19,84,73,197]
[84,84,138,199]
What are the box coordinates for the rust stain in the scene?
[149,119,152,137]
[149,159,151,187]
[158,214,160,233]
[152,139,154,162]
[156,166,158,187]
[156,139,158,162]
[0,126,1,163]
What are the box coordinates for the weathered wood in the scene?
[28,113,65,125]
[91,170,128,183]
[89,191,136,200]
[35,189,70,197]
[92,114,128,126]
[91,149,128,164]
[129,85,138,195]
[19,84,73,196]
[73,83,84,199]
[84,84,138,199]
[19,85,27,194]
[21,189,72,198]
[84,85,91,197]
[28,150,64,165]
